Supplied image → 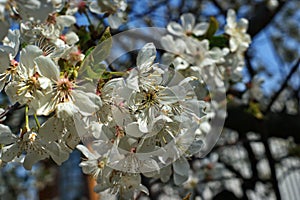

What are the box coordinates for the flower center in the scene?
[28,132,37,143]
[97,160,105,169]
[140,90,158,108]
[17,73,40,96]
[56,78,74,102]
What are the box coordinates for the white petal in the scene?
[230,37,239,52]
[138,114,151,133]
[111,104,133,127]
[1,144,18,162]
[108,14,124,29]
[88,121,103,139]
[23,152,47,170]
[237,18,249,33]
[125,122,144,138]
[38,76,52,90]
[5,82,19,104]
[138,184,149,195]
[181,13,195,32]
[35,56,60,80]
[199,121,211,133]
[174,172,188,185]
[167,22,184,36]
[73,90,102,116]
[226,9,237,28]
[158,86,184,104]
[173,157,189,176]
[4,29,20,58]
[188,139,204,154]
[0,49,10,72]
[76,144,96,159]
[193,22,209,36]
[0,21,9,41]
[64,31,79,45]
[0,124,17,144]
[89,1,103,14]
[64,127,81,150]
[136,43,156,72]
[39,117,62,141]
[160,166,172,182]
[173,57,189,70]
[126,69,140,91]
[36,92,56,116]
[56,15,76,27]
[46,142,70,165]
[20,45,43,73]
[57,102,78,118]
[161,35,175,52]
[17,0,54,22]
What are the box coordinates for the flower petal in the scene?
[35,56,60,80]
[73,90,102,116]
[136,43,156,72]
[193,22,209,36]
[46,142,70,165]
[125,122,144,138]
[1,144,18,162]
[23,152,47,170]
[181,13,195,32]
[0,49,10,72]
[226,9,237,28]
[173,157,190,176]
[0,124,17,144]
[167,22,184,36]
[64,31,79,45]
[20,45,43,75]
[56,15,76,27]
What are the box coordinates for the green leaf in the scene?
[77,26,92,47]
[204,17,219,39]
[288,145,300,157]
[99,27,112,44]
[246,101,264,119]
[78,27,112,82]
[209,35,229,49]
[85,64,106,80]
[84,46,95,58]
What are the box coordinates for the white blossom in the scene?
[167,13,209,37]
[225,9,251,52]
[5,45,54,112]
[89,0,127,29]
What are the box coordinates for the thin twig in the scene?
[264,58,300,114]
[245,51,255,78]
[211,0,226,16]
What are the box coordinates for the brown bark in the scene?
[86,175,100,200]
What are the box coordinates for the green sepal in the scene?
[204,17,219,39]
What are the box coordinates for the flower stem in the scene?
[83,10,92,25]
[25,105,30,131]
[34,114,41,129]
[109,71,126,76]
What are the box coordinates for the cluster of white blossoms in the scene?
[0,42,102,171]
[75,42,211,198]
[0,1,251,199]
[0,0,127,41]
[161,10,251,89]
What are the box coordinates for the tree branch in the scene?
[265,58,300,113]
[248,1,287,37]
[225,105,300,143]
